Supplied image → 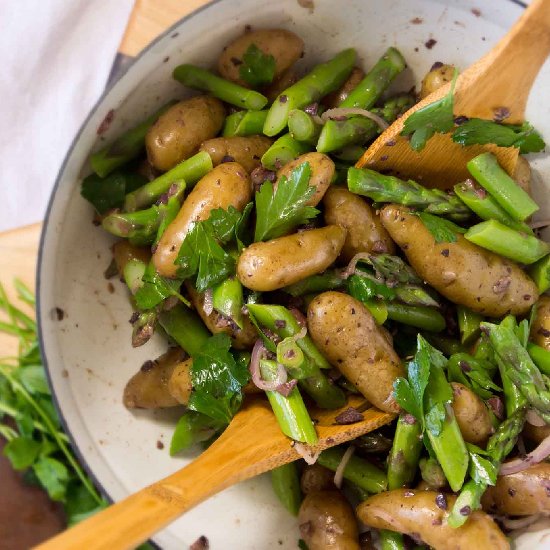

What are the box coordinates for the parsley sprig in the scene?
[239,43,276,88]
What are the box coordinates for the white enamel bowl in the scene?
[38,0,550,548]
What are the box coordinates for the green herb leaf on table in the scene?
[3,436,41,470]
[416,211,466,243]
[33,456,70,501]
[401,69,458,151]
[81,171,147,214]
[188,334,250,424]
[452,119,545,154]
[254,162,319,242]
[175,206,248,292]
[239,43,276,87]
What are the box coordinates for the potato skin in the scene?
[185,281,256,350]
[357,489,509,550]
[237,226,346,292]
[218,29,304,87]
[530,295,550,349]
[323,187,395,261]
[523,422,550,444]
[153,162,251,277]
[167,357,193,405]
[199,136,272,173]
[380,205,538,317]
[323,66,365,108]
[277,153,334,207]
[481,463,550,516]
[307,291,404,413]
[298,490,360,550]
[146,97,225,171]
[112,240,151,275]
[300,464,335,495]
[451,382,493,445]
[420,63,455,99]
[513,155,531,194]
[123,348,187,409]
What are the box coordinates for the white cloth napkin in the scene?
[0,0,134,232]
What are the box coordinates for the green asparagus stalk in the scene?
[456,306,483,346]
[528,254,550,293]
[348,168,471,222]
[158,304,211,357]
[467,152,539,221]
[465,220,550,265]
[283,270,346,297]
[317,447,388,493]
[498,356,528,416]
[317,94,414,153]
[123,259,147,295]
[448,409,525,527]
[419,457,447,489]
[260,133,310,170]
[212,277,244,329]
[385,303,446,332]
[380,531,405,550]
[527,342,550,376]
[423,334,466,357]
[387,414,423,490]
[454,179,532,233]
[339,47,407,109]
[90,100,177,178]
[447,353,499,400]
[271,463,302,516]
[263,49,357,136]
[222,110,268,137]
[173,65,268,110]
[483,321,550,422]
[124,151,212,211]
[260,359,318,445]
[288,109,323,144]
[333,146,365,163]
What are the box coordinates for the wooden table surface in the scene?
[0,1,209,547]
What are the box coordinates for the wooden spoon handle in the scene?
[455,0,550,121]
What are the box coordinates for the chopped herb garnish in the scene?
[416,211,466,243]
[239,43,276,87]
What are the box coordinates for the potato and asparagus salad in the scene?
[82,26,550,550]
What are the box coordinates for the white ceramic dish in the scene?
[38,0,550,548]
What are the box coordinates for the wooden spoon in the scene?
[357,0,550,188]
[36,396,393,549]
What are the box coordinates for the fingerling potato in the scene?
[154,162,252,277]
[300,464,336,495]
[146,97,225,171]
[380,204,538,317]
[199,136,272,173]
[167,357,193,405]
[277,152,334,207]
[523,422,550,444]
[299,490,360,550]
[112,240,151,275]
[237,226,346,291]
[323,66,365,108]
[323,187,395,261]
[123,348,187,409]
[530,295,550,349]
[420,63,455,99]
[185,281,257,350]
[481,463,550,516]
[218,29,304,87]
[307,291,404,413]
[451,382,493,445]
[357,489,509,550]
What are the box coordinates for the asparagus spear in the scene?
[423,334,466,357]
[317,446,388,493]
[454,179,532,233]
[448,409,525,528]
[222,110,268,137]
[385,303,445,332]
[380,531,405,550]
[482,321,550,422]
[212,277,245,329]
[173,65,268,110]
[283,270,345,297]
[90,100,177,178]
[465,220,550,265]
[263,49,357,136]
[339,47,407,109]
[317,94,414,153]
[467,152,539,221]
[260,133,310,170]
[348,168,471,222]
[271,463,302,516]
[527,342,550,376]
[260,359,318,445]
[288,109,323,144]
[333,146,365,163]
[124,151,212,211]
[528,254,550,293]
[419,457,447,489]
[456,306,483,346]
[386,414,423,490]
